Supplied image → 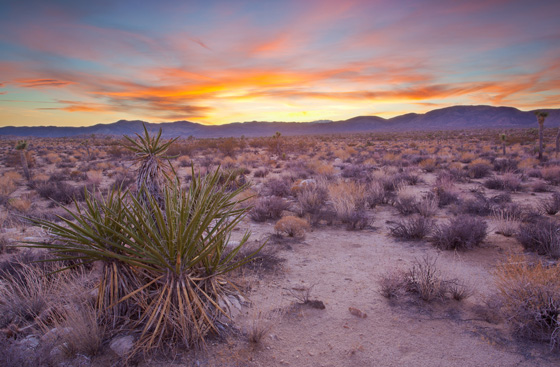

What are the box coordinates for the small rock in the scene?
[348,307,367,319]
[20,335,40,350]
[110,335,135,357]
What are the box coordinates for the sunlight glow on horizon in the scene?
[0,0,559,127]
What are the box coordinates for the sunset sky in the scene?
[0,0,559,127]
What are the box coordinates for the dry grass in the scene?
[274,216,310,238]
[495,255,560,348]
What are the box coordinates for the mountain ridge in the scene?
[0,105,558,138]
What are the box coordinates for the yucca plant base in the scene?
[26,169,258,353]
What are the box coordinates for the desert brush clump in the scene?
[24,129,261,354]
[539,192,560,215]
[389,215,433,241]
[430,216,487,250]
[379,256,471,302]
[495,255,560,349]
[517,218,560,258]
[274,216,310,238]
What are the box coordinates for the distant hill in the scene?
[0,105,558,138]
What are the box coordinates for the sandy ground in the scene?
[194,215,558,367]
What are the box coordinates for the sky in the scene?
[0,0,559,127]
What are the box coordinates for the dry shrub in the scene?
[328,181,369,229]
[539,192,560,215]
[495,255,560,348]
[493,208,520,237]
[431,216,487,250]
[407,256,447,301]
[454,192,491,216]
[0,172,20,203]
[389,215,433,241]
[0,261,64,330]
[86,170,103,186]
[246,309,281,346]
[307,160,335,176]
[518,157,539,170]
[249,196,290,222]
[416,193,439,217]
[264,177,291,197]
[517,218,560,258]
[48,303,104,359]
[379,270,407,299]
[35,181,89,204]
[274,216,310,238]
[468,162,492,179]
[542,166,560,185]
[393,188,419,216]
[296,185,328,224]
[380,256,471,302]
[418,158,436,172]
[8,197,32,213]
[365,181,392,207]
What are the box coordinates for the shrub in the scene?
[379,256,473,303]
[389,216,433,241]
[495,255,560,348]
[454,194,491,216]
[342,210,370,231]
[25,136,260,353]
[253,168,269,178]
[264,177,291,197]
[517,219,560,257]
[492,208,520,237]
[416,193,439,217]
[468,163,492,179]
[406,256,447,302]
[539,192,560,215]
[328,181,369,229]
[296,185,328,225]
[493,158,518,173]
[35,181,89,204]
[542,166,560,185]
[366,182,393,207]
[274,216,310,238]
[431,216,487,250]
[393,193,418,216]
[249,196,290,222]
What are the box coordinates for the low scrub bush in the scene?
[431,216,487,250]
[416,193,439,217]
[454,194,491,216]
[389,216,433,241]
[468,163,492,179]
[539,192,560,215]
[496,255,560,348]
[296,185,328,225]
[393,193,418,216]
[379,256,471,302]
[35,181,89,204]
[274,216,310,238]
[250,196,290,222]
[264,177,291,197]
[517,219,560,258]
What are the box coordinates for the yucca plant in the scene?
[124,124,178,206]
[25,169,258,352]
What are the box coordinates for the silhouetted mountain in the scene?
[1,105,558,138]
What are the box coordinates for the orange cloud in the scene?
[16,79,74,88]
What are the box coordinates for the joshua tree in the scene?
[500,133,507,156]
[15,140,31,181]
[535,111,549,160]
